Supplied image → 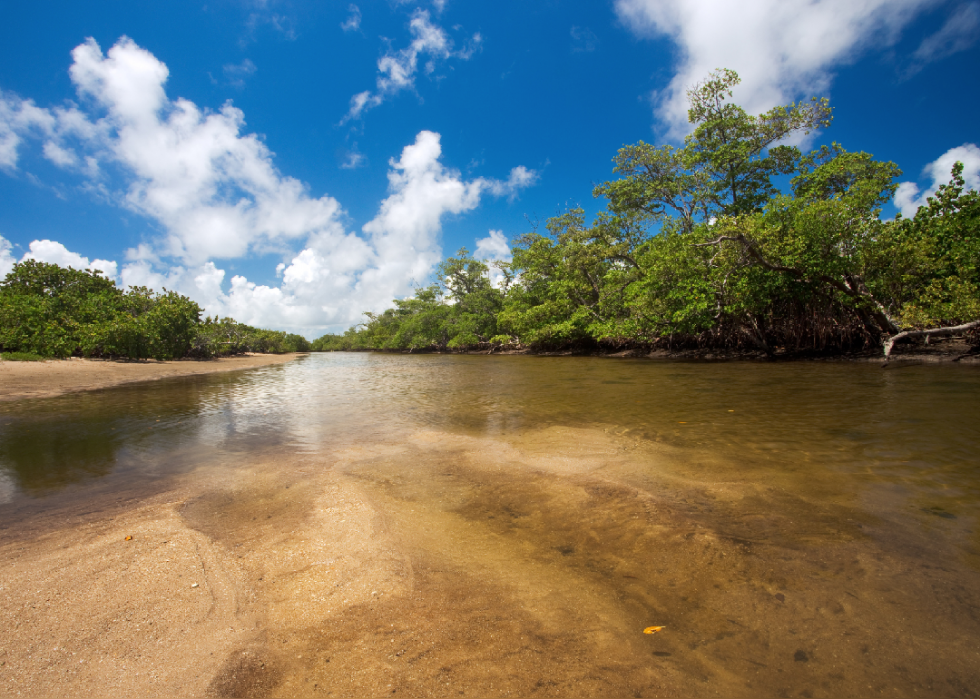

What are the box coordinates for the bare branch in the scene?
[883,319,980,359]
[692,235,740,248]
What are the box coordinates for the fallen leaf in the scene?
[643,626,665,634]
[124,536,133,541]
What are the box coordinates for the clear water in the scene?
[1,353,978,697]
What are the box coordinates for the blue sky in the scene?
[1,0,978,336]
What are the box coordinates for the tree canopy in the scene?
[314,70,978,358]
[0,261,310,360]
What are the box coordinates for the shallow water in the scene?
[1,353,979,697]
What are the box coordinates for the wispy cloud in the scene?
[343,9,482,122]
[903,3,980,77]
[340,143,366,169]
[223,58,257,88]
[341,4,362,32]
[241,0,297,46]
[570,26,599,53]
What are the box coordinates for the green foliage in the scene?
[191,317,310,357]
[0,351,47,361]
[326,68,977,356]
[0,260,123,357]
[880,162,980,329]
[595,69,833,234]
[0,260,302,360]
[314,248,509,352]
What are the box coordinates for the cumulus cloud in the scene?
[3,40,333,264]
[118,131,533,334]
[0,38,536,336]
[344,9,482,121]
[614,0,936,137]
[69,37,344,264]
[0,235,117,279]
[474,229,511,261]
[341,4,362,32]
[894,143,980,218]
[355,130,491,307]
[22,239,118,278]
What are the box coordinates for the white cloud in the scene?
[614,0,936,137]
[22,239,119,279]
[0,38,537,336]
[0,235,120,280]
[343,9,482,121]
[474,229,513,289]
[474,229,511,261]
[0,235,15,279]
[65,37,345,265]
[115,130,533,335]
[894,143,980,218]
[0,90,101,171]
[906,2,980,75]
[483,165,539,200]
[357,130,483,299]
[42,141,78,167]
[341,4,362,32]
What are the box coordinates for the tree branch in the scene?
[883,319,980,359]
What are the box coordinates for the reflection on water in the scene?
[1,353,979,696]
[4,354,977,505]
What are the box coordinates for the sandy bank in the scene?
[1,424,979,697]
[0,353,299,402]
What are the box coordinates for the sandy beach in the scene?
[0,354,299,403]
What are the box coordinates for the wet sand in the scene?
[0,354,298,402]
[2,425,978,698]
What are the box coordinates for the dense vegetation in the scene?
[314,70,979,357]
[0,260,310,360]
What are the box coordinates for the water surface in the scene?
[1,353,978,697]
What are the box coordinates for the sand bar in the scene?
[0,353,299,402]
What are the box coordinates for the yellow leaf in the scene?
[643,626,665,634]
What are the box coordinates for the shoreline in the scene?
[323,339,980,363]
[0,353,301,402]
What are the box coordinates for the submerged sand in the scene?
[0,354,298,402]
[1,423,978,698]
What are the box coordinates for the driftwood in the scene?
[882,319,980,359]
